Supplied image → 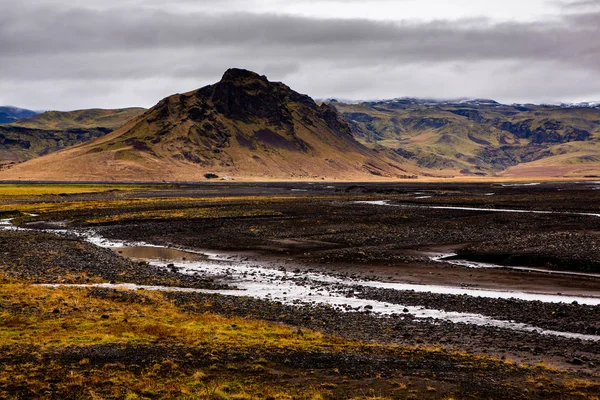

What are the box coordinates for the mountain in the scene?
[11,108,146,130]
[0,108,146,167]
[335,99,600,178]
[0,69,412,181]
[5,77,599,181]
[0,106,39,124]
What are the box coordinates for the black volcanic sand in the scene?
[74,182,600,298]
[4,182,600,376]
[166,291,600,372]
[1,227,600,372]
[79,182,600,273]
[0,230,223,289]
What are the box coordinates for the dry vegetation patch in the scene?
[1,283,599,399]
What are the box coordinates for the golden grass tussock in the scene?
[84,207,283,224]
[0,194,303,214]
[1,282,600,398]
[0,183,157,197]
[0,284,341,351]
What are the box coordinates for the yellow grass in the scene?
[86,207,283,224]
[0,284,347,352]
[0,184,156,197]
[2,282,599,399]
[0,195,305,220]
[0,283,523,363]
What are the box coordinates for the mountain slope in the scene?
[0,69,411,181]
[0,126,113,165]
[12,108,146,130]
[0,107,39,124]
[334,99,600,177]
[0,108,146,167]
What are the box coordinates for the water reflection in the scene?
[114,246,207,262]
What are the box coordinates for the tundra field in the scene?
[1,182,600,399]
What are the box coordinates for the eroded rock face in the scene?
[343,112,376,123]
[498,120,590,144]
[319,103,354,138]
[0,126,112,160]
[211,69,296,128]
[336,97,599,174]
[450,109,486,123]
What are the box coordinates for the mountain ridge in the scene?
[321,97,600,109]
[0,108,146,167]
[3,71,600,181]
[12,108,146,130]
[333,98,600,178]
[0,69,412,181]
[0,106,40,124]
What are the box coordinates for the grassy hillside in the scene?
[4,91,600,180]
[12,107,146,130]
[335,100,600,178]
[0,108,146,167]
[0,125,112,164]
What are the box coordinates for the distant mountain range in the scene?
[0,108,146,166]
[324,97,600,109]
[0,106,39,124]
[334,98,600,178]
[10,108,146,131]
[1,71,600,181]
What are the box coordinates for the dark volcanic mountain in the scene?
[0,69,411,181]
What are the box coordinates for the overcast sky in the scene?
[1,0,599,110]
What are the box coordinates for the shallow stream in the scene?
[3,217,600,341]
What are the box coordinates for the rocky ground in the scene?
[0,340,583,400]
[0,230,223,289]
[83,182,600,274]
[2,181,600,398]
[166,291,600,372]
[350,285,600,336]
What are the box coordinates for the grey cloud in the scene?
[559,0,600,8]
[1,1,599,109]
[1,5,598,66]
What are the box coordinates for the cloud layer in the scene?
[1,0,599,110]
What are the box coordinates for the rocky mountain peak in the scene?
[219,68,269,84]
[210,69,299,126]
